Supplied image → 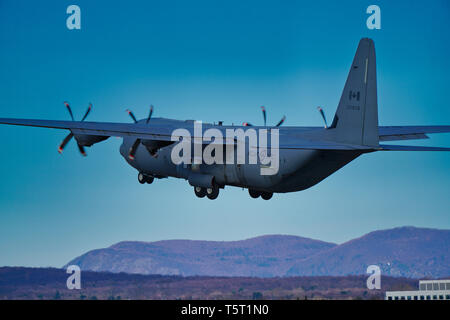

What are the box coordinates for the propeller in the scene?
[243,106,286,127]
[261,106,267,126]
[127,105,154,160]
[275,115,286,127]
[126,109,138,123]
[317,106,328,128]
[146,105,154,124]
[58,102,92,156]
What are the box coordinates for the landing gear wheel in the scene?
[261,192,273,200]
[138,172,146,184]
[138,173,154,184]
[146,176,154,184]
[194,186,207,198]
[248,189,261,199]
[206,184,219,200]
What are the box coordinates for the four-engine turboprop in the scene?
[1,38,450,200]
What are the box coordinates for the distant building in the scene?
[385,279,450,300]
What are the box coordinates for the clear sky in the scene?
[0,0,449,267]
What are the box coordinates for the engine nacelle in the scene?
[141,139,174,155]
[75,134,109,147]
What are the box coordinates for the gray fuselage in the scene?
[119,118,364,193]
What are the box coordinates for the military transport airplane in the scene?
[1,38,449,200]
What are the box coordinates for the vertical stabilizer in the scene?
[331,38,379,147]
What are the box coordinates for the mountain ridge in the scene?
[65,226,450,278]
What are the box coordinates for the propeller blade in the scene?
[317,107,328,128]
[261,106,267,126]
[128,139,141,160]
[126,109,138,123]
[81,103,92,122]
[146,105,154,124]
[58,133,74,153]
[63,102,74,121]
[275,115,286,127]
[77,143,87,157]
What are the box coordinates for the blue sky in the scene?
[0,0,449,267]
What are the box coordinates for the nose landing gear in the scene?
[138,172,154,184]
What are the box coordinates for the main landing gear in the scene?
[194,184,220,200]
[194,186,207,198]
[248,189,273,200]
[138,172,154,184]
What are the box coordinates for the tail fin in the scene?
[331,38,379,147]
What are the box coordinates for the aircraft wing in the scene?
[379,126,450,141]
[0,118,176,141]
[0,118,237,145]
[0,118,378,150]
[2,118,449,151]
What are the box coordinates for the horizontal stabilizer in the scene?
[378,126,450,141]
[379,125,450,136]
[379,133,429,141]
[380,144,450,151]
[279,141,373,151]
